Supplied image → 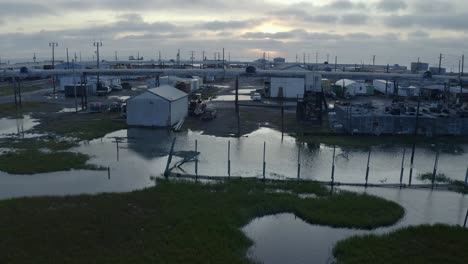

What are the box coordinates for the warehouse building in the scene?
[126,85,188,127]
[335,79,369,96]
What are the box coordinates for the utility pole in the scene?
[49,42,58,96]
[417,57,420,73]
[201,50,205,69]
[303,53,306,67]
[74,52,78,63]
[93,41,102,91]
[190,51,195,69]
[177,49,180,67]
[372,55,376,66]
[462,54,465,77]
[438,53,443,74]
[66,48,70,69]
[33,53,36,63]
[115,51,118,61]
[334,56,338,72]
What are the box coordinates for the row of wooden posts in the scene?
[163,138,468,190]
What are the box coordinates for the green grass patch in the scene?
[297,134,468,149]
[34,113,128,141]
[417,172,468,194]
[334,224,468,264]
[0,149,100,174]
[0,179,404,263]
[0,137,78,151]
[418,172,451,183]
[0,102,62,118]
[0,86,45,96]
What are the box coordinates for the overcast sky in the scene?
[0,0,467,69]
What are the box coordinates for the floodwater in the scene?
[243,187,468,264]
[0,127,467,199]
[0,115,38,138]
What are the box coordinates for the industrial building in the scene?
[273,57,286,63]
[429,67,446,75]
[334,79,369,96]
[330,103,468,136]
[147,76,202,93]
[410,62,429,73]
[126,85,188,127]
[264,72,322,99]
[58,76,122,94]
[373,80,419,97]
[268,77,305,98]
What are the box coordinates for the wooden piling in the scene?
[331,146,336,185]
[107,167,110,179]
[116,140,120,162]
[281,105,284,140]
[164,138,177,178]
[195,140,198,179]
[262,141,266,180]
[297,143,301,179]
[464,167,468,186]
[431,149,440,189]
[228,141,231,177]
[365,149,371,188]
[464,209,468,228]
[409,143,416,186]
[400,148,406,188]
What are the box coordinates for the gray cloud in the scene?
[307,15,339,24]
[0,2,55,17]
[377,0,407,12]
[340,14,369,25]
[408,30,430,38]
[412,0,454,13]
[384,14,468,30]
[197,20,256,31]
[326,0,366,10]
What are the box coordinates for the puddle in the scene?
[243,187,468,264]
[212,95,252,101]
[0,115,39,137]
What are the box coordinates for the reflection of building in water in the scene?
[126,128,174,160]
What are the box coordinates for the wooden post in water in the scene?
[281,105,284,140]
[107,167,111,180]
[431,149,440,189]
[400,148,406,188]
[297,143,301,180]
[13,80,18,110]
[195,140,198,179]
[262,141,266,180]
[116,140,120,162]
[17,79,22,109]
[331,146,336,186]
[365,149,371,188]
[464,209,468,228]
[408,143,416,186]
[237,110,241,137]
[235,76,239,113]
[464,167,468,186]
[164,138,177,178]
[228,140,231,177]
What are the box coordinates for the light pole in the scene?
[49,42,58,96]
[93,42,102,91]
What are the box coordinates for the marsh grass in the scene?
[0,179,404,263]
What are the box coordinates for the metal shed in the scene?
[126,85,188,127]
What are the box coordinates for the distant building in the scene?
[126,85,188,127]
[429,67,446,75]
[335,79,368,96]
[410,62,429,73]
[273,57,286,63]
